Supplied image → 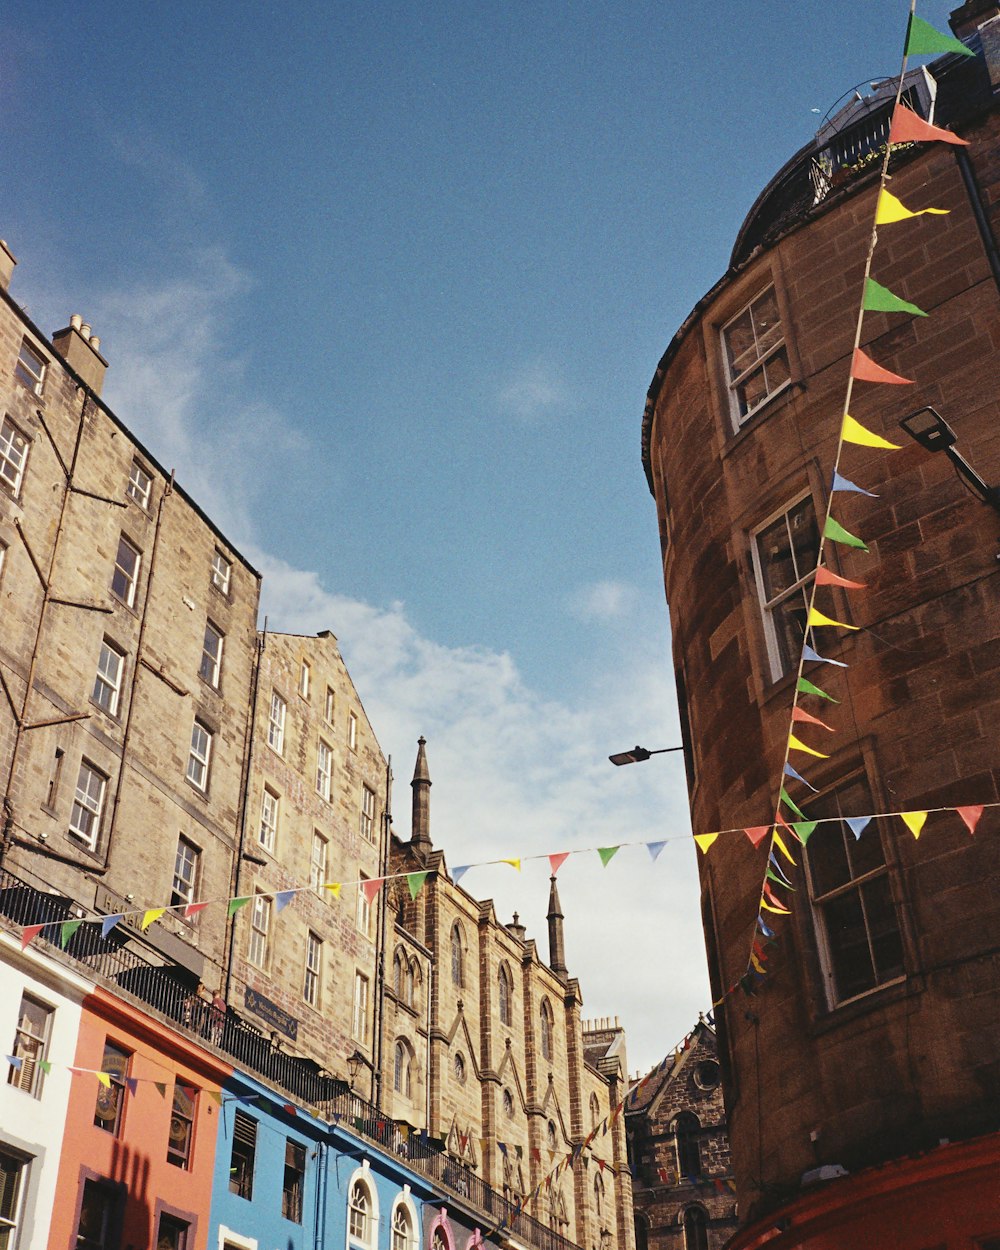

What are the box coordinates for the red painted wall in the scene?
[49,986,230,1250]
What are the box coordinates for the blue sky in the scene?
[3,1,958,1074]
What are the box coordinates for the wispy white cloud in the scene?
[495,358,574,421]
[570,578,640,622]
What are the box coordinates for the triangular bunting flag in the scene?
[744,826,771,848]
[208,1090,223,1105]
[101,914,123,939]
[693,833,719,855]
[780,788,807,820]
[60,919,84,948]
[890,101,969,145]
[851,347,913,385]
[361,878,383,904]
[823,515,870,551]
[5,1055,21,1071]
[274,891,295,912]
[760,898,791,916]
[831,472,878,499]
[792,706,833,731]
[323,882,342,899]
[802,644,848,668]
[452,866,470,884]
[125,1077,139,1097]
[96,1072,112,1088]
[227,897,250,917]
[846,816,871,839]
[842,414,901,451]
[154,1082,167,1098]
[791,821,818,845]
[788,734,830,759]
[39,1059,52,1075]
[862,278,928,318]
[597,846,620,867]
[956,805,983,834]
[646,840,667,861]
[184,901,209,919]
[784,762,819,791]
[21,924,45,950]
[797,676,839,702]
[548,852,570,875]
[876,188,950,224]
[901,810,928,838]
[406,872,429,900]
[141,908,165,932]
[905,14,975,58]
[815,565,867,589]
[757,916,776,939]
[766,867,794,892]
[772,831,797,866]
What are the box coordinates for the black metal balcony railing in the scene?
[0,868,581,1250]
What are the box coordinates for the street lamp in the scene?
[899,407,1000,517]
[347,1049,366,1091]
[608,745,684,766]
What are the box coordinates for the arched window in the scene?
[547,1120,557,1150]
[451,925,464,987]
[682,1206,708,1250]
[432,1230,448,1250]
[539,998,553,1060]
[502,1088,514,1117]
[589,1093,600,1128]
[349,1176,376,1249]
[393,951,403,997]
[391,1201,415,1250]
[405,960,416,1007]
[674,1112,701,1179]
[593,1172,604,1218]
[394,1040,413,1097]
[498,963,512,1026]
[634,1214,649,1250]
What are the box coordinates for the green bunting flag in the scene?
[797,676,839,702]
[824,516,869,551]
[905,14,975,58]
[227,896,251,917]
[406,872,429,900]
[60,919,84,948]
[597,846,620,867]
[779,787,807,820]
[863,278,927,317]
[791,821,818,845]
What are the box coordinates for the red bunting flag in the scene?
[815,566,866,590]
[548,852,570,875]
[889,102,969,147]
[184,901,209,919]
[21,924,45,950]
[792,706,834,732]
[956,805,983,834]
[361,878,383,904]
[851,348,913,385]
[744,826,771,848]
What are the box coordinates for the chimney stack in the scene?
[52,313,108,396]
[0,240,17,292]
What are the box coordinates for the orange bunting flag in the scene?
[889,102,969,146]
[807,607,859,631]
[815,566,866,590]
[876,189,949,224]
[792,706,833,732]
[548,852,570,875]
[901,811,928,839]
[788,734,830,759]
[842,414,901,450]
[851,348,913,385]
[744,826,771,848]
[693,833,720,855]
[956,805,983,834]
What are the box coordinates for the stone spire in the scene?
[547,875,568,979]
[410,736,432,857]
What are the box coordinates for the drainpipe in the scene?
[372,753,392,1108]
[954,146,1000,295]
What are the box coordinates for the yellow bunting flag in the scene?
[500,858,521,871]
[876,189,949,224]
[772,831,797,866]
[693,832,720,855]
[323,882,342,899]
[760,898,791,916]
[96,1072,112,1088]
[141,908,166,931]
[788,734,830,759]
[842,414,901,449]
[901,810,928,838]
[807,607,859,631]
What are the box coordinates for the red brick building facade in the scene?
[641,7,1000,1247]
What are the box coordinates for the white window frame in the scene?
[347,1168,378,1250]
[359,785,376,843]
[348,712,358,751]
[69,760,106,848]
[750,493,819,683]
[720,284,791,428]
[310,831,328,890]
[200,622,224,689]
[316,739,332,802]
[171,835,200,908]
[393,1039,412,1097]
[211,550,232,595]
[299,661,310,700]
[14,338,46,396]
[352,972,369,1043]
[304,932,322,1007]
[324,687,335,724]
[268,691,286,755]
[248,892,271,970]
[0,1148,29,1248]
[259,787,279,854]
[8,993,52,1098]
[390,1195,418,1250]
[0,416,30,495]
[126,459,152,509]
[111,535,141,608]
[92,639,125,715]
[356,875,372,938]
[187,720,213,792]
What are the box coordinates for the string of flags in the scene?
[738,5,980,997]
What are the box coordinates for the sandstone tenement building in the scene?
[641,6,1000,1247]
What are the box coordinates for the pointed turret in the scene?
[547,875,568,979]
[410,736,432,858]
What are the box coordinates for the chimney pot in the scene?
[80,323,91,340]
[89,336,100,352]
[70,314,82,331]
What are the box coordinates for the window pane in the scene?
[863,875,905,983]
[0,419,28,493]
